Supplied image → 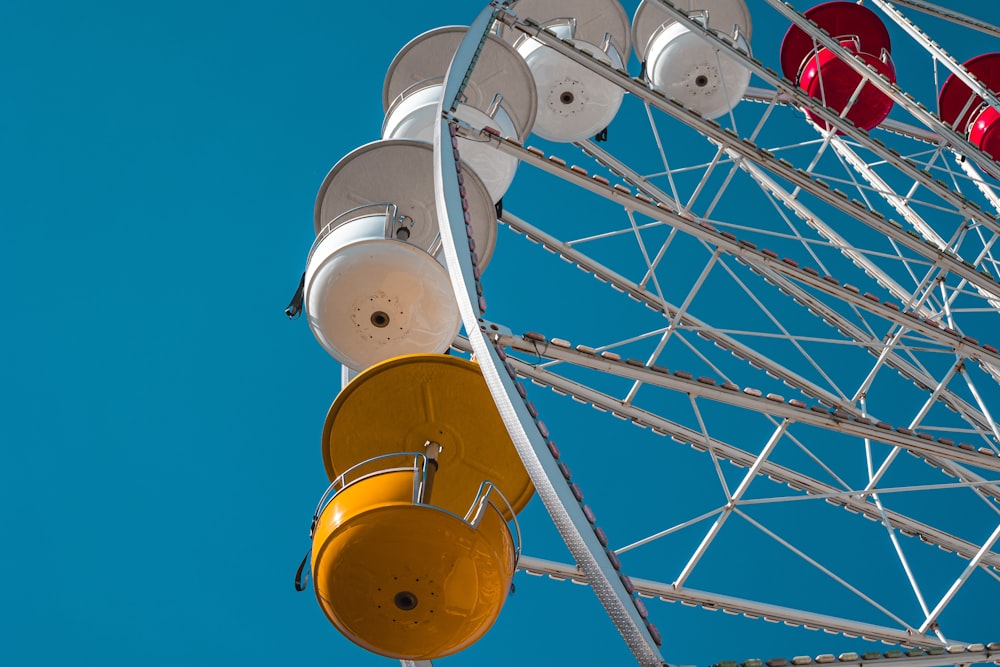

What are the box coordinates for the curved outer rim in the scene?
[632,0,753,63]
[382,26,537,141]
[432,6,666,665]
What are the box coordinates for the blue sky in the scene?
[4,1,1000,666]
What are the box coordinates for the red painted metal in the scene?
[969,106,1000,159]
[780,2,895,131]
[780,2,892,80]
[938,53,1000,158]
[798,39,896,131]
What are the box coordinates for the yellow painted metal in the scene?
[311,468,517,660]
[323,353,534,517]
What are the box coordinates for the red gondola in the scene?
[938,53,1000,160]
[780,2,895,131]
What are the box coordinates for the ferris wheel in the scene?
[290,1,1000,665]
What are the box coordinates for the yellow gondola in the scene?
[309,453,520,659]
[321,353,535,518]
[301,353,533,658]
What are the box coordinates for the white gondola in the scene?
[632,0,752,120]
[382,27,537,202]
[498,0,631,143]
[305,139,495,371]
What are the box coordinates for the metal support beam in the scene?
[433,5,665,665]
[516,556,969,650]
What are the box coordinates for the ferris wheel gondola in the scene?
[632,0,753,119]
[495,0,632,142]
[938,52,1000,160]
[292,0,1000,665]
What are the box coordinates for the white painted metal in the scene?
[888,0,1000,38]
[643,22,751,119]
[286,0,1000,663]
[313,139,497,265]
[633,0,752,118]
[759,0,1000,181]
[640,0,1000,225]
[383,27,537,139]
[304,225,460,370]
[432,5,666,665]
[476,336,1000,568]
[516,555,997,651]
[478,22,1000,298]
[404,1,1000,663]
[515,22,625,142]
[867,0,1000,115]
[382,26,537,201]
[384,83,521,201]
[498,0,631,142]
[482,136,1000,342]
[633,0,752,61]
[498,0,632,59]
